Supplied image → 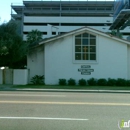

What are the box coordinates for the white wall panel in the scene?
[24,16,113,23]
[23,26,47,32]
[27,46,45,83]
[13,69,29,85]
[0,70,3,84]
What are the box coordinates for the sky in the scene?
[0,0,114,24]
[0,0,23,24]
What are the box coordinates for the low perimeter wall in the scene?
[13,69,29,85]
[0,69,29,85]
[0,70,3,84]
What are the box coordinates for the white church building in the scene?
[27,27,130,85]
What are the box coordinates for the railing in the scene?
[23,0,114,1]
[23,7,113,11]
[11,3,24,6]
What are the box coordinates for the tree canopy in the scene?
[0,20,27,68]
[26,29,43,45]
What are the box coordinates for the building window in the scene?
[75,33,96,61]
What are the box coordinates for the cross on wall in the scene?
[83,46,93,60]
[83,46,88,60]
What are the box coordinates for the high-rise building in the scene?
[11,0,130,40]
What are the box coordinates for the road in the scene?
[0,91,130,130]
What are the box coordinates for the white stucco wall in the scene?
[44,32,128,85]
[95,35,127,79]
[0,70,3,84]
[3,69,13,84]
[13,69,29,85]
[127,46,130,79]
[27,46,45,83]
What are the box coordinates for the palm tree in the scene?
[26,29,43,45]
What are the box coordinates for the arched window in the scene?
[75,32,96,61]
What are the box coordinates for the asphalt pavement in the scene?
[0,91,130,130]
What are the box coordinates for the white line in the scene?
[0,117,88,121]
[0,94,66,97]
[1,101,130,106]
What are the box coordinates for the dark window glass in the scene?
[75,53,81,60]
[75,46,81,52]
[90,46,96,52]
[90,54,96,60]
[75,39,81,45]
[52,32,56,35]
[90,39,96,45]
[75,34,81,38]
[90,34,96,38]
[82,39,88,45]
[83,33,89,37]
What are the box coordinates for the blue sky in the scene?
[0,0,23,24]
[0,0,114,24]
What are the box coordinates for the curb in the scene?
[1,88,130,93]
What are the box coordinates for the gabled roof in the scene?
[38,26,130,46]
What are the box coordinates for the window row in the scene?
[75,33,96,38]
[75,53,96,60]
[75,46,96,53]
[75,38,96,45]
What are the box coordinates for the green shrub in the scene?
[31,75,44,85]
[127,80,130,86]
[68,78,76,86]
[87,78,97,86]
[97,78,107,86]
[107,78,117,86]
[59,79,67,85]
[116,78,127,86]
[78,79,87,86]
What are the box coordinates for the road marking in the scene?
[0,101,130,106]
[0,94,66,97]
[0,117,88,121]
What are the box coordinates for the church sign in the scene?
[78,65,94,75]
[81,65,91,68]
[81,72,91,75]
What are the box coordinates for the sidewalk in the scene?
[0,85,13,90]
[0,85,130,93]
